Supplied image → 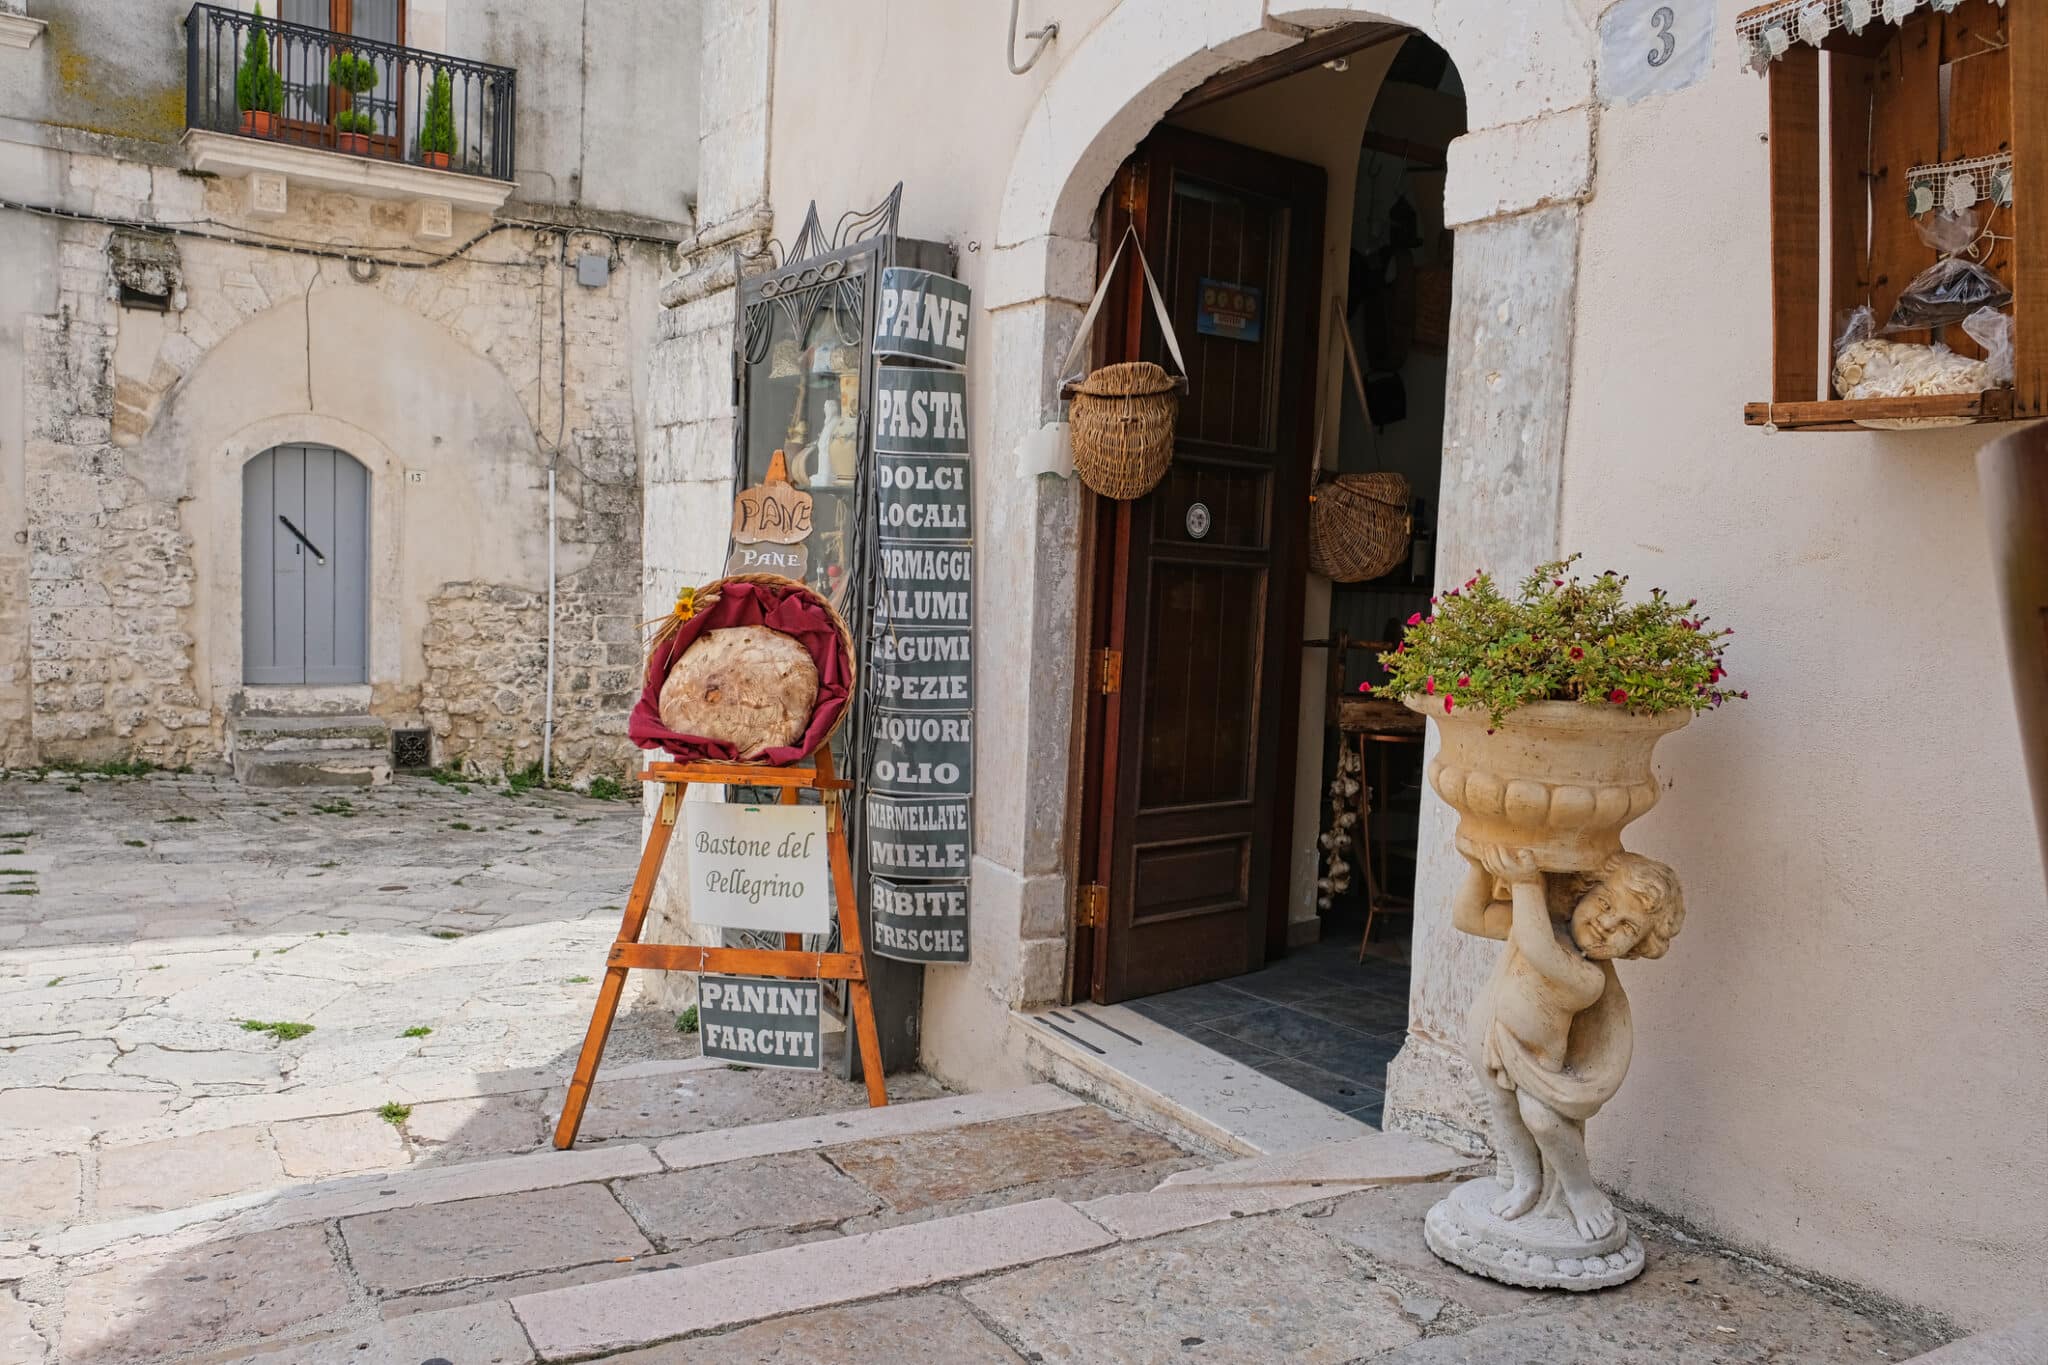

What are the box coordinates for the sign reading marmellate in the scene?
[683,803,830,936]
[698,974,822,1070]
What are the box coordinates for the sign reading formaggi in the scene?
[866,269,975,965]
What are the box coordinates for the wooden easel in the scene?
[553,745,887,1149]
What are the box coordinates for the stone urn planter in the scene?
[1413,695,1691,873]
[1406,692,1693,1292]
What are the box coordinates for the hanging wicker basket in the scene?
[1309,472,1412,582]
[1059,225,1189,502]
[1069,361,1182,500]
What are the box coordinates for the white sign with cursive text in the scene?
[683,803,831,935]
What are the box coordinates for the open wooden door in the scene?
[1079,127,1325,1003]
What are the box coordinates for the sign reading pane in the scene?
[699,975,821,1070]
[683,804,831,935]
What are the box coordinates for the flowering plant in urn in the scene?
[1371,558,1742,1293]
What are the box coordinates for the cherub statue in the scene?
[1454,844,1685,1242]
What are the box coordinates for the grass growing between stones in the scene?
[568,975,592,984]
[5,887,39,896]
[676,1005,698,1034]
[378,1102,412,1125]
[122,839,147,847]
[400,1025,432,1038]
[240,1020,315,1041]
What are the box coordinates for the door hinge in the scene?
[1077,882,1107,929]
[1096,647,1123,695]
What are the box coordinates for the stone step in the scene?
[227,714,391,752]
[232,748,392,788]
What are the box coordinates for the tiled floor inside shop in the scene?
[1125,916,1410,1127]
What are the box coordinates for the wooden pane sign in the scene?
[699,974,822,1070]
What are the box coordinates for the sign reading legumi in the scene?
[682,803,831,936]
[698,974,822,1070]
[868,628,971,707]
[866,793,970,876]
[874,268,972,367]
[871,876,970,964]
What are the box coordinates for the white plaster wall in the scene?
[1549,24,2048,1327]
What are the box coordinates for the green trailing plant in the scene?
[418,68,457,159]
[1372,556,1744,726]
[236,5,285,117]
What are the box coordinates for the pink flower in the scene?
[1710,666,1726,683]
[1424,677,1437,695]
[1407,612,1423,627]
[1608,688,1628,705]
[1446,588,1460,597]
[1465,575,1479,589]
[1554,578,1564,587]
[1444,696,1456,713]
[1569,646,1584,660]
[1357,681,1372,694]
[1457,674,1470,689]
[1430,596,1440,605]
[1425,615,1436,624]
[1396,641,1407,653]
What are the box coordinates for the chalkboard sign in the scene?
[699,974,822,1070]
[874,268,972,367]
[866,794,971,876]
[870,876,971,964]
[867,627,971,708]
[876,454,971,542]
[870,709,972,797]
[873,367,970,456]
[873,545,972,629]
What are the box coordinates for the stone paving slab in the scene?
[652,1083,1083,1169]
[593,1294,1028,1364]
[200,1301,537,1364]
[341,1184,654,1294]
[962,1213,1424,1364]
[616,1153,883,1249]
[0,1154,80,1237]
[511,1199,1118,1360]
[824,1105,1188,1212]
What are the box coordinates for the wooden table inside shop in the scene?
[1334,692,1426,959]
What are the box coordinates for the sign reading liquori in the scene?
[698,974,822,1070]
[683,804,831,937]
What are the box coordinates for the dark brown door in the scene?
[1082,127,1325,1003]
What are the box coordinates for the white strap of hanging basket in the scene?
[1058,223,1189,391]
[1311,304,1374,467]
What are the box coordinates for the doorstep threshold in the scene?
[1015,1003,1374,1159]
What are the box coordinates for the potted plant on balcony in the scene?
[235,4,284,138]
[417,68,456,170]
[1369,556,1743,1292]
[328,49,380,155]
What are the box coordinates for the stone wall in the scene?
[1,140,672,782]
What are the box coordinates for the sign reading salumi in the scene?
[874,268,972,367]
[698,974,822,1070]
[870,876,970,964]
[865,794,971,875]
[872,367,970,456]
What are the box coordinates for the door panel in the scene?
[1087,127,1325,1002]
[243,444,370,686]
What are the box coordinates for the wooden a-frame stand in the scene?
[553,745,887,1149]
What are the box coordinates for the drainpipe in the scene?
[543,456,557,784]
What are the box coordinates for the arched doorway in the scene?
[241,443,370,685]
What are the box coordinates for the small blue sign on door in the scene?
[1197,278,1262,342]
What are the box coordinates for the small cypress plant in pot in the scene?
[328,50,380,154]
[1371,556,1743,870]
[417,68,456,170]
[235,5,285,137]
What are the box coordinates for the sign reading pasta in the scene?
[866,274,975,964]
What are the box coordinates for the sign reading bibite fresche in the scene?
[865,274,975,966]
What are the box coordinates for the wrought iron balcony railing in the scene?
[185,3,516,182]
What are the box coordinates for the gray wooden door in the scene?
[243,444,370,685]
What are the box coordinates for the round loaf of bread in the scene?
[657,624,820,759]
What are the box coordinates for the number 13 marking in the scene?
[1648,5,1677,67]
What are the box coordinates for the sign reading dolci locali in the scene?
[698,974,822,1070]
[865,267,975,966]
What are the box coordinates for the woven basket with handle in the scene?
[1306,312,1413,582]
[1060,226,1189,501]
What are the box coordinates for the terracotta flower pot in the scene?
[1406,695,1689,872]
[239,110,276,137]
[337,132,372,155]
[421,150,450,170]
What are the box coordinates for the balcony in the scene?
[182,2,517,232]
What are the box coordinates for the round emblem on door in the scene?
[1186,502,1212,540]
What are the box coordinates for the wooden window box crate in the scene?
[1744,0,2044,430]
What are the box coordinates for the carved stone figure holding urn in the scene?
[1370,558,1743,1291]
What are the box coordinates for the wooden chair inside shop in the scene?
[1322,633,1427,959]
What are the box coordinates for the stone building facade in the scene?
[0,0,697,782]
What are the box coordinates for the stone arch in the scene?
[937,0,1602,1133]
